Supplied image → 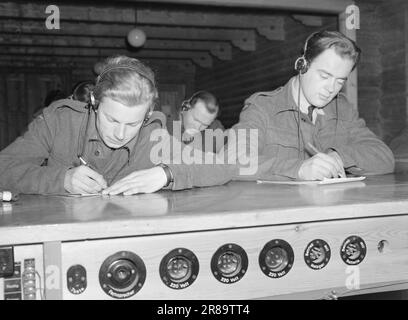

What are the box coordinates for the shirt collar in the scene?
[289,76,325,116]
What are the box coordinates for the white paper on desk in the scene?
[48,193,102,197]
[257,176,366,185]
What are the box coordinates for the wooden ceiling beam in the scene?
[137,9,284,40]
[0,34,232,60]
[0,0,351,16]
[0,2,136,23]
[0,46,213,68]
[119,0,351,14]
[291,14,324,27]
[0,55,196,73]
[0,2,283,41]
[0,19,256,51]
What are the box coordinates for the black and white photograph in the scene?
[0,0,407,306]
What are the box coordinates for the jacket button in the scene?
[94,150,100,156]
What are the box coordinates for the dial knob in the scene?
[264,247,289,272]
[167,256,192,282]
[99,251,146,299]
[304,239,331,270]
[340,236,366,265]
[160,248,199,290]
[211,244,248,284]
[259,239,294,278]
[217,251,241,276]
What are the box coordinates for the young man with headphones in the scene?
[0,56,233,195]
[229,30,394,181]
[167,91,225,153]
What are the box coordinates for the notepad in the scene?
[257,176,366,185]
[48,193,102,197]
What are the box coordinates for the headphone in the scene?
[89,64,156,124]
[181,91,203,112]
[294,31,320,74]
[70,80,94,103]
[181,90,219,115]
[181,99,191,112]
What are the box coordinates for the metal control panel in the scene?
[0,245,44,300]
[56,215,408,299]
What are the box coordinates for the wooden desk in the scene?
[1,174,408,300]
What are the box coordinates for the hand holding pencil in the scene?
[298,142,346,180]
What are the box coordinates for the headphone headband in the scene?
[97,65,155,86]
[294,31,321,74]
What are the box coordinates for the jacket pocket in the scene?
[48,151,75,168]
[265,127,300,159]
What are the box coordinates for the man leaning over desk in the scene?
[227,30,394,181]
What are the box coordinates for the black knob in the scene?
[160,248,199,290]
[340,236,366,265]
[211,243,248,284]
[99,251,146,299]
[67,264,87,295]
[167,256,192,282]
[264,247,289,272]
[304,239,331,270]
[259,239,294,278]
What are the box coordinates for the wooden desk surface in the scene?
[1,174,408,245]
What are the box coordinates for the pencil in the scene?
[306,142,320,155]
[306,142,346,178]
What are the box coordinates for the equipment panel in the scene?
[59,215,408,299]
[0,244,44,300]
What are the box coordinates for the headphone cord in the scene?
[76,103,92,162]
[296,74,307,159]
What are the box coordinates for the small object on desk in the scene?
[0,191,19,202]
[317,176,366,185]
[50,193,102,198]
[257,176,366,186]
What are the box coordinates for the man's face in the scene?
[96,97,150,149]
[182,100,217,136]
[301,47,354,108]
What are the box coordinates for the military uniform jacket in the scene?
[231,77,395,180]
[0,99,234,194]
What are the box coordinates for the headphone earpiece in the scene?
[89,92,97,111]
[142,108,154,126]
[294,31,320,75]
[294,56,309,74]
[181,100,191,112]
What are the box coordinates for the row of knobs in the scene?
[67,235,367,299]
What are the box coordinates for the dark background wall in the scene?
[195,16,337,128]
[356,0,406,144]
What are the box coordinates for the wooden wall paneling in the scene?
[0,19,257,52]
[0,76,8,150]
[120,0,350,13]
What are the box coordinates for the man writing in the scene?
[229,30,394,180]
[0,56,233,195]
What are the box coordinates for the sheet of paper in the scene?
[47,193,102,197]
[257,176,366,185]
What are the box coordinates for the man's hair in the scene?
[304,30,361,70]
[71,80,94,103]
[93,55,158,108]
[189,91,219,115]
